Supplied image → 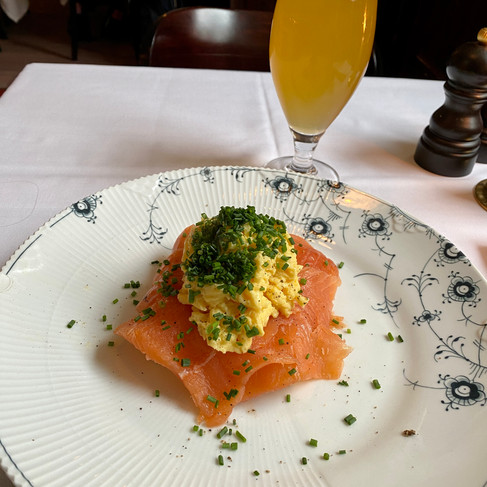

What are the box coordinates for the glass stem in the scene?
[288,129,325,174]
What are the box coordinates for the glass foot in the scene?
[266,156,340,182]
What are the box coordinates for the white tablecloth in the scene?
[0,63,486,486]
[1,63,486,277]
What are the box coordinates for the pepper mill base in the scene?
[414,127,478,177]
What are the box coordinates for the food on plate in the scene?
[177,206,308,354]
[115,206,350,426]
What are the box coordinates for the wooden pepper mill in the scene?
[414,27,487,176]
[478,102,487,163]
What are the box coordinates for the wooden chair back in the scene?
[150,7,273,71]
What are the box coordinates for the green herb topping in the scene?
[344,414,357,425]
[181,206,290,296]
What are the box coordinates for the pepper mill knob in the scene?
[414,28,487,176]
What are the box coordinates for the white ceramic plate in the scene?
[1,167,486,487]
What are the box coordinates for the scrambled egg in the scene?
[177,207,307,354]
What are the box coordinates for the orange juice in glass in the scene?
[267,0,377,179]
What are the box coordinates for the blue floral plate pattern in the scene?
[0,166,485,487]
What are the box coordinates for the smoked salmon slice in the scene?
[115,228,350,426]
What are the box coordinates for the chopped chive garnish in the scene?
[155,389,160,397]
[233,370,241,376]
[217,426,228,439]
[223,389,239,400]
[102,315,107,322]
[338,261,344,268]
[288,368,297,376]
[359,318,367,324]
[324,260,328,266]
[305,353,310,360]
[162,325,171,331]
[278,338,285,345]
[323,452,330,460]
[332,319,340,325]
[286,394,291,402]
[235,430,246,443]
[218,455,224,466]
[231,442,238,450]
[309,438,318,447]
[245,365,253,373]
[338,380,349,386]
[206,395,219,408]
[112,298,119,304]
[247,349,256,354]
[181,358,191,367]
[106,324,112,330]
[253,470,260,476]
[133,299,139,305]
[188,289,201,304]
[344,414,357,425]
[66,319,76,328]
[372,379,381,389]
[124,283,130,288]
[346,328,351,334]
[192,425,199,432]
[263,356,268,361]
[131,290,137,297]
[299,278,307,285]
[301,457,308,465]
[242,360,249,367]
[397,335,404,342]
[338,450,346,455]
[387,332,394,341]
[246,326,260,338]
[108,341,115,347]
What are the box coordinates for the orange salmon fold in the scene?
[115,228,350,426]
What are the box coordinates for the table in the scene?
[0,63,486,486]
[1,64,486,277]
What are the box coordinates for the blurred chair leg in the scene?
[68,0,79,60]
[0,8,8,40]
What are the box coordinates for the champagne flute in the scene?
[267,0,377,181]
